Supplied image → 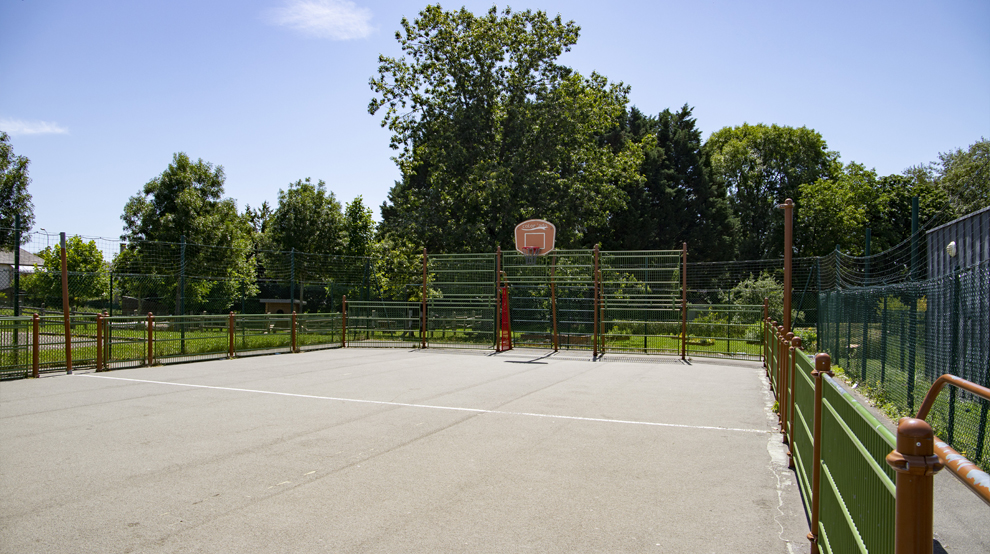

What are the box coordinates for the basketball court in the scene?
[1,348,809,553]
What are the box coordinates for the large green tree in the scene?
[705,123,839,259]
[25,236,108,308]
[594,105,736,260]
[0,131,35,249]
[370,5,645,252]
[263,178,344,257]
[938,138,988,215]
[799,162,951,257]
[118,153,254,313]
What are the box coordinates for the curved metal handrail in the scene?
[915,374,990,505]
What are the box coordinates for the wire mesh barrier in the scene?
[345,301,422,348]
[684,304,765,360]
[0,316,34,379]
[818,260,990,470]
[599,250,682,355]
[297,313,344,352]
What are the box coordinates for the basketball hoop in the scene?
[522,246,541,265]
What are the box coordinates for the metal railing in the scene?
[765,319,961,554]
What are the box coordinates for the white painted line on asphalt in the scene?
[81,374,768,434]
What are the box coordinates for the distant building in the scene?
[259,298,306,314]
[0,248,43,289]
[927,206,989,277]
[924,206,989,387]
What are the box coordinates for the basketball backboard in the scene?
[514,219,556,255]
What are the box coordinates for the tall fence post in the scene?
[13,214,20,361]
[681,242,687,361]
[593,245,600,359]
[495,247,502,351]
[885,418,943,554]
[13,213,20,318]
[779,199,793,333]
[228,312,235,358]
[60,232,72,374]
[807,353,833,553]
[179,235,186,354]
[146,312,154,366]
[289,248,295,316]
[421,247,427,349]
[32,313,39,378]
[341,295,347,348]
[291,311,297,353]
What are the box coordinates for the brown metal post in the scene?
[228,312,234,358]
[291,311,297,353]
[763,298,770,367]
[593,245,600,359]
[421,247,427,349]
[808,353,833,553]
[551,251,558,352]
[32,313,39,378]
[495,247,501,351]
[681,242,688,361]
[780,327,788,404]
[146,313,154,366]
[95,313,103,371]
[779,198,794,334]
[886,418,943,554]
[341,295,347,348]
[789,336,802,446]
[785,335,801,469]
[780,333,794,438]
[60,232,72,374]
[769,320,778,385]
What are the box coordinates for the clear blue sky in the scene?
[2,0,988,242]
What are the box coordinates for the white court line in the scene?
[81,374,768,434]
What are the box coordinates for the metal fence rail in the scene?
[346,301,422,348]
[297,313,343,351]
[0,316,34,379]
[426,300,496,349]
[684,304,764,360]
[768,323,897,554]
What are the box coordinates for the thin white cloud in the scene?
[0,119,69,136]
[266,0,373,40]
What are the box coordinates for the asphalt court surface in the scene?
[1,348,808,553]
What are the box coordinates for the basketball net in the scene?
[522,246,541,265]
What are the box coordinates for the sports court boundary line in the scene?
[81,374,769,434]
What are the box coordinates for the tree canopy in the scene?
[0,131,35,249]
[705,123,839,259]
[593,105,736,259]
[25,236,108,308]
[118,153,254,312]
[370,5,645,252]
[938,138,989,215]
